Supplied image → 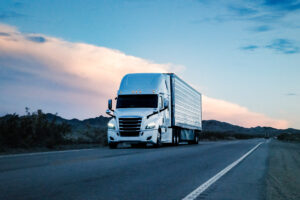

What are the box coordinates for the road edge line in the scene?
[0,148,97,159]
[182,142,263,200]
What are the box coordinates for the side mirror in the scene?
[108,99,112,110]
[106,109,115,117]
[163,98,169,109]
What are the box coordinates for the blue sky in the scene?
[0,0,300,128]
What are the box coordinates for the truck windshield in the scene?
[116,95,158,108]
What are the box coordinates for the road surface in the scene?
[0,139,269,200]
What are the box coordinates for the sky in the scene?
[0,0,300,129]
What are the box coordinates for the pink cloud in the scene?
[203,96,288,129]
[0,24,289,129]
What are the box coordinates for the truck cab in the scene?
[106,73,202,148]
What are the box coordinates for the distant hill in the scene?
[1,111,299,151]
[203,120,300,136]
[45,113,300,138]
[45,113,110,128]
[45,113,110,142]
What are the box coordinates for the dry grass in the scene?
[266,141,300,200]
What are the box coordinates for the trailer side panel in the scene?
[170,74,202,130]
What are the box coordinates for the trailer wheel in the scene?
[194,133,199,144]
[192,132,199,144]
[188,131,199,145]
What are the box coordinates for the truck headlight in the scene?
[146,122,156,129]
[108,122,115,130]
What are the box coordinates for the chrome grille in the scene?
[119,117,142,137]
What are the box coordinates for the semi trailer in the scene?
[106,73,202,148]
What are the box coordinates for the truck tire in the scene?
[154,132,162,148]
[109,142,118,149]
[172,129,179,146]
[172,133,176,145]
[193,133,199,144]
[188,131,199,145]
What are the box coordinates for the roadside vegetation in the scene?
[277,133,300,142]
[199,131,263,140]
[1,108,289,153]
[0,108,71,152]
[0,108,108,153]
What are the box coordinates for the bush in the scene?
[277,133,300,142]
[0,109,71,150]
[199,131,260,140]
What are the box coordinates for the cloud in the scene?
[263,0,300,11]
[241,38,300,54]
[196,0,300,31]
[247,13,284,23]
[202,96,288,128]
[233,0,300,18]
[286,93,297,96]
[0,24,288,128]
[227,5,258,16]
[0,11,24,19]
[13,2,24,8]
[0,24,174,118]
[0,32,10,36]
[266,39,300,54]
[252,25,272,32]
[240,45,259,51]
[26,35,47,43]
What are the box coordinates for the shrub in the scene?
[0,109,71,150]
[277,133,300,142]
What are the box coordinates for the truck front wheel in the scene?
[154,132,162,148]
[109,142,118,149]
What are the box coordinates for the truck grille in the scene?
[119,117,142,137]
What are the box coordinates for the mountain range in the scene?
[46,113,300,138]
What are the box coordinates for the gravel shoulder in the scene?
[266,140,300,200]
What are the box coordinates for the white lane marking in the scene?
[0,148,97,159]
[182,142,263,200]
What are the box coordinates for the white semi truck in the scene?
[106,73,202,148]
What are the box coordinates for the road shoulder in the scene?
[266,140,300,200]
[194,140,268,200]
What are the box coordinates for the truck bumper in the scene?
[108,129,158,144]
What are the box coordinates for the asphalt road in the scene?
[0,139,269,200]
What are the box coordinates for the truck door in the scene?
[159,96,167,140]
